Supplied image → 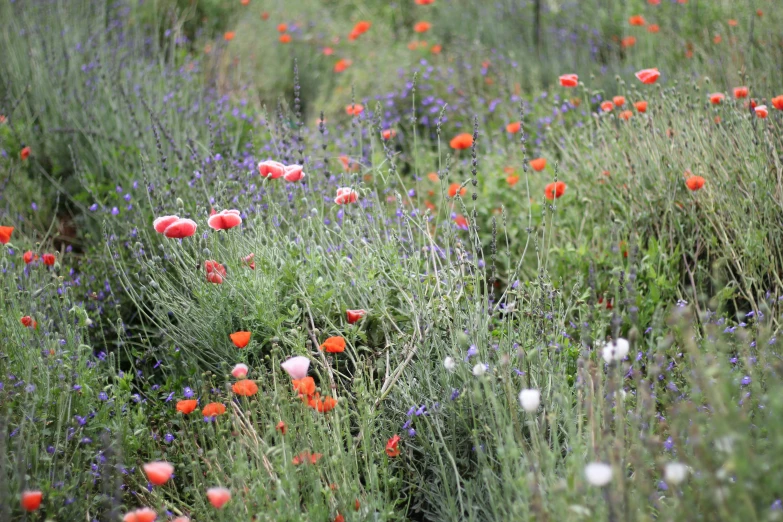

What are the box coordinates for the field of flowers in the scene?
[1,0,783,520]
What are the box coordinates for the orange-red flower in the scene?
[206,487,231,509]
[709,93,725,104]
[261,11,269,20]
[42,253,55,266]
[346,309,367,324]
[754,105,769,118]
[322,47,334,56]
[635,68,660,84]
[454,215,468,230]
[224,32,236,41]
[559,74,578,87]
[415,0,435,4]
[728,19,738,26]
[771,95,783,111]
[21,491,43,512]
[612,96,626,107]
[23,251,36,264]
[634,100,648,112]
[202,402,227,417]
[279,34,291,44]
[544,181,566,200]
[529,158,547,172]
[123,508,157,522]
[685,174,705,191]
[449,133,473,150]
[600,101,614,112]
[0,226,13,244]
[628,15,646,26]
[20,146,31,160]
[385,435,401,457]
[505,121,521,133]
[334,58,352,73]
[345,104,364,116]
[308,393,338,413]
[621,36,636,48]
[506,174,520,186]
[176,399,198,414]
[276,420,287,435]
[335,514,345,522]
[619,110,633,120]
[292,451,323,465]
[713,35,722,44]
[733,86,748,99]
[320,336,346,353]
[427,172,439,182]
[20,316,37,329]
[277,23,288,33]
[230,331,252,348]
[351,21,371,37]
[448,183,467,198]
[292,376,316,397]
[414,21,432,33]
[381,129,397,140]
[143,462,174,486]
[647,24,660,33]
[430,44,442,54]
[205,260,226,284]
[232,380,259,396]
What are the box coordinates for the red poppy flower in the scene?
[320,336,346,353]
[258,160,286,179]
[335,514,345,522]
[754,105,768,118]
[454,215,468,230]
[21,491,42,512]
[628,15,646,26]
[335,187,358,205]
[634,100,648,112]
[381,129,397,140]
[23,251,35,264]
[292,376,316,397]
[292,451,323,465]
[261,11,269,20]
[277,23,288,33]
[415,0,435,4]
[202,403,227,417]
[123,508,157,522]
[385,435,401,457]
[279,34,292,43]
[647,24,660,33]
[276,420,287,435]
[334,59,352,73]
[559,74,578,87]
[449,133,473,150]
[163,218,197,239]
[544,181,567,200]
[612,96,626,107]
[322,47,334,56]
[733,86,748,99]
[713,35,722,44]
[529,158,547,171]
[308,393,338,413]
[505,122,521,133]
[208,209,242,231]
[352,21,371,36]
[230,331,251,348]
[232,379,258,396]
[728,19,738,26]
[506,174,520,186]
[283,164,305,182]
[709,93,725,104]
[223,32,236,41]
[345,104,364,116]
[771,96,783,110]
[20,316,37,329]
[176,399,198,414]
[355,499,361,510]
[619,110,633,120]
[685,175,705,191]
[241,0,249,5]
[205,260,226,284]
[346,309,367,324]
[143,462,174,486]
[20,146,31,160]
[414,21,431,33]
[600,101,614,112]
[0,226,13,244]
[635,68,660,84]
[621,36,636,48]
[431,44,442,54]
[448,183,467,198]
[243,253,255,270]
[206,487,231,509]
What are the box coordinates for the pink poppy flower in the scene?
[208,209,242,231]
[281,356,310,380]
[346,309,367,324]
[635,68,660,84]
[205,260,227,284]
[153,215,179,233]
[558,74,578,87]
[143,461,174,486]
[123,508,157,522]
[258,160,286,179]
[232,363,249,379]
[754,105,768,118]
[335,187,358,205]
[163,218,197,239]
[283,164,306,182]
[242,253,255,270]
[206,487,231,509]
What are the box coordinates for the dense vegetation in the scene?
[1,0,782,520]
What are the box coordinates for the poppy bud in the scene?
[176,197,184,208]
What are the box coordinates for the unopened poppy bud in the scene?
[203,248,211,256]
[176,197,184,208]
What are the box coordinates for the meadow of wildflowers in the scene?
[2,0,783,520]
